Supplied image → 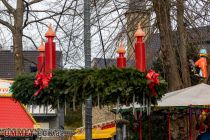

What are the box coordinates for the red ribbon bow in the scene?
[34,73,52,96]
[146,69,160,96]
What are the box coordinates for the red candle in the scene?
[134,24,146,72]
[117,41,126,68]
[45,24,56,74]
[37,41,45,74]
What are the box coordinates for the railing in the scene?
[27,105,57,115]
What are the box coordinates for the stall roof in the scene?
[72,127,116,140]
[0,97,36,128]
[72,121,116,140]
[158,83,210,107]
[0,79,36,128]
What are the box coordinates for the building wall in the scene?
[28,105,64,130]
[39,122,50,129]
[27,105,58,129]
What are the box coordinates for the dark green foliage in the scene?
[65,107,83,129]
[11,73,37,104]
[121,111,168,140]
[186,45,199,61]
[11,67,167,108]
[152,57,166,80]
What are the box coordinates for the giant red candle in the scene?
[37,41,45,74]
[45,24,56,74]
[117,41,126,68]
[134,24,146,72]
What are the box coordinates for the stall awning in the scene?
[0,79,36,129]
[158,83,210,107]
[0,97,36,128]
[71,127,116,140]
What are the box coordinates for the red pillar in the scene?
[37,41,45,74]
[134,24,146,140]
[117,41,126,68]
[45,24,56,74]
[134,24,146,72]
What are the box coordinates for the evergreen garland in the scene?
[11,67,167,108]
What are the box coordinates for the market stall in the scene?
[71,121,116,140]
[157,83,210,140]
[0,79,38,139]
[158,83,210,107]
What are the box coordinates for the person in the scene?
[197,113,210,140]
[194,49,208,78]
[189,49,208,78]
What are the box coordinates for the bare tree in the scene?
[0,0,26,75]
[0,0,76,74]
[176,0,191,87]
[152,0,183,91]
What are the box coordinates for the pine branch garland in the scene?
[11,67,167,108]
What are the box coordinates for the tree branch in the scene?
[23,34,38,49]
[24,12,64,27]
[28,0,44,6]
[0,19,13,31]
[1,0,15,14]
[23,0,29,28]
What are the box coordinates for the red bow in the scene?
[146,70,159,96]
[34,73,52,96]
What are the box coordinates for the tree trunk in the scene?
[153,0,183,91]
[13,0,24,75]
[12,30,24,75]
[177,0,191,87]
